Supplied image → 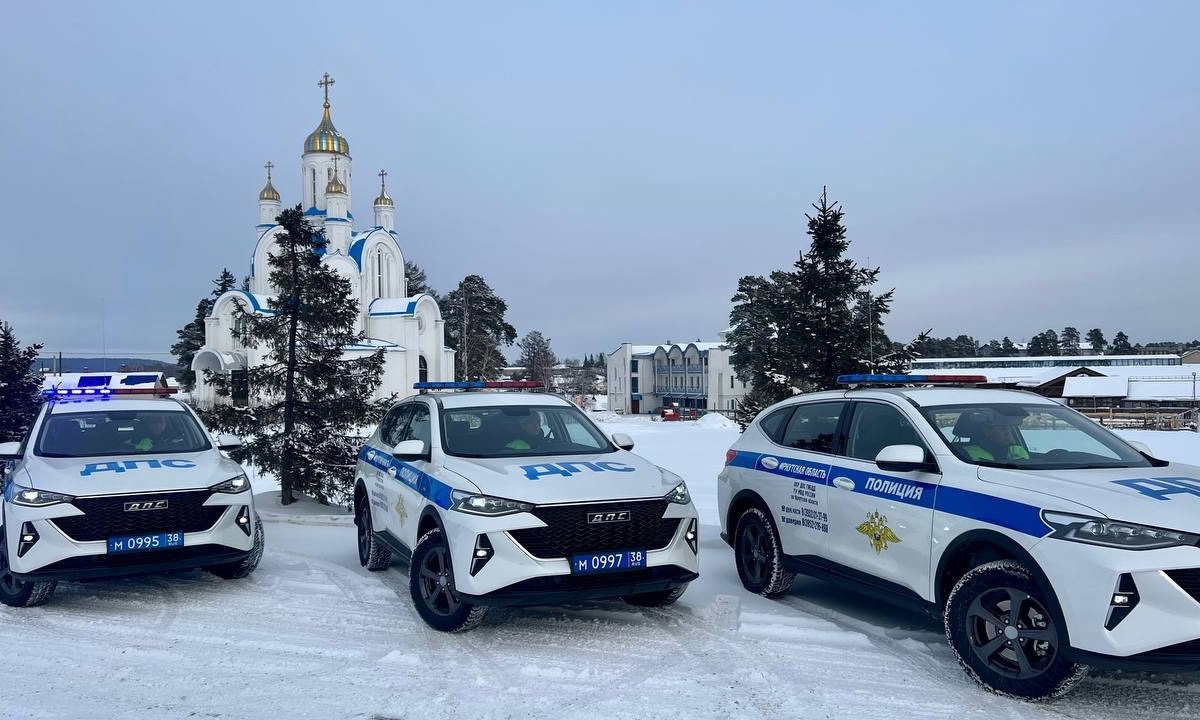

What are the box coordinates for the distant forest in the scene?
[916,328,1200,359]
[35,357,176,374]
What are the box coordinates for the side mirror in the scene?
[875,444,936,473]
[392,439,429,460]
[0,441,21,461]
[612,433,635,451]
[215,434,243,452]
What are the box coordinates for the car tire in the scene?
[623,583,688,607]
[944,559,1087,700]
[0,548,56,608]
[356,501,392,571]
[206,512,265,580]
[410,528,488,632]
[734,507,795,598]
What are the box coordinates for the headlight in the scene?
[663,469,691,505]
[210,475,250,494]
[8,484,75,508]
[450,489,533,516]
[1042,511,1200,550]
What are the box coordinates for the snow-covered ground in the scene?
[4,421,1200,719]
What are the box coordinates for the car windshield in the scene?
[440,405,615,458]
[35,409,211,458]
[920,403,1152,470]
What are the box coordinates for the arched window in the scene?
[374,246,385,298]
[310,168,316,207]
[419,355,428,383]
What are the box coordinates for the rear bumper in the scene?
[458,566,699,607]
[11,543,250,582]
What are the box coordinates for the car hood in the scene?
[977,463,1200,533]
[20,451,244,496]
[442,451,680,505]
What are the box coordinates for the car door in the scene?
[371,404,414,537]
[826,400,939,600]
[390,402,433,546]
[759,401,846,558]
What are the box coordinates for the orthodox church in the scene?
[191,74,453,406]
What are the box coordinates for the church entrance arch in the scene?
[418,355,428,383]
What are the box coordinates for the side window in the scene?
[779,402,845,454]
[380,405,414,447]
[845,402,926,462]
[758,407,795,445]
[400,404,431,448]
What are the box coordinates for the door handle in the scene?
[833,477,855,491]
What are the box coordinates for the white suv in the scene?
[353,382,700,631]
[718,374,1200,699]
[0,389,263,606]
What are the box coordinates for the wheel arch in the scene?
[726,488,772,541]
[417,505,444,541]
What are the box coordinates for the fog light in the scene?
[1105,573,1140,631]
[685,519,698,554]
[17,522,39,558]
[470,534,494,576]
[235,506,252,536]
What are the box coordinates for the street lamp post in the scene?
[1192,371,1197,433]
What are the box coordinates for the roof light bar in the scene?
[42,387,178,402]
[413,380,546,391]
[836,374,989,385]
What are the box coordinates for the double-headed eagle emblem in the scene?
[856,510,901,554]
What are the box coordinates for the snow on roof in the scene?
[1062,376,1129,398]
[367,297,420,317]
[630,341,726,357]
[1126,378,1200,402]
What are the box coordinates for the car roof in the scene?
[46,398,190,415]
[775,386,1059,410]
[433,391,576,410]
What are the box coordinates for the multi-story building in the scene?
[606,335,750,415]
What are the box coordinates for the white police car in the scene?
[0,387,263,606]
[353,381,700,631]
[718,374,1200,699]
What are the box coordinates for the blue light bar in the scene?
[837,373,988,385]
[414,381,487,390]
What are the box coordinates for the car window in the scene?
[380,405,413,447]
[845,402,927,462]
[922,403,1151,469]
[399,404,431,448]
[441,405,615,458]
[758,407,794,445]
[35,410,210,458]
[778,402,845,454]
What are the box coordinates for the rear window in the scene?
[441,405,615,458]
[35,410,211,458]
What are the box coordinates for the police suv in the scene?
[354,381,700,632]
[0,386,263,606]
[719,374,1200,699]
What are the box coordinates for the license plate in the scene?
[107,532,184,554]
[570,549,646,575]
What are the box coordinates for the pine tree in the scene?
[726,188,920,427]
[1001,336,1017,354]
[517,330,557,390]
[1061,326,1081,355]
[171,269,237,391]
[0,321,43,444]
[205,206,386,506]
[1086,328,1107,354]
[405,260,438,301]
[444,275,517,380]
[1112,331,1134,354]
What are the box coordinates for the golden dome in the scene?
[259,178,280,202]
[303,103,350,156]
[374,169,393,206]
[326,169,347,195]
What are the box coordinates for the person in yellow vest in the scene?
[962,417,1029,462]
[504,413,546,452]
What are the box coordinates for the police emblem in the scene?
[856,510,901,554]
[395,496,408,524]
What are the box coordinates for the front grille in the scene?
[1165,569,1200,603]
[508,499,681,559]
[51,490,227,542]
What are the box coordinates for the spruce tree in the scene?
[444,275,517,380]
[172,269,237,391]
[726,188,921,427]
[1061,326,1081,355]
[1112,331,1134,354]
[205,206,386,506]
[1086,328,1107,354]
[1001,336,1017,354]
[517,330,557,390]
[405,260,439,301]
[0,321,43,444]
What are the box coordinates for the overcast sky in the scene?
[2,1,1198,363]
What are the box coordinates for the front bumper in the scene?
[443,497,701,607]
[4,491,256,582]
[1033,539,1200,667]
